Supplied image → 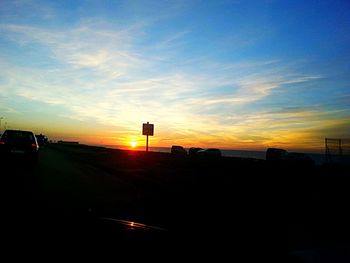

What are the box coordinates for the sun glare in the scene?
[130,141,137,148]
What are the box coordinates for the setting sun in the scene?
[130,141,137,148]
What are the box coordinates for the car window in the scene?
[3,131,35,142]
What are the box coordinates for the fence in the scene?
[325,138,350,163]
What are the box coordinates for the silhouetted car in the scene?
[0,129,39,162]
[266,148,287,161]
[197,148,222,157]
[171,145,187,155]
[189,147,203,156]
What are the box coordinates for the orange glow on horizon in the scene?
[19,120,337,154]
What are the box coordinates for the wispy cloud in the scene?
[151,30,191,50]
[0,22,145,73]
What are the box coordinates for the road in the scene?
[3,146,154,224]
[2,145,350,261]
[2,144,267,232]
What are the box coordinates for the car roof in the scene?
[4,129,34,134]
[267,148,286,152]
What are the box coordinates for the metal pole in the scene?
[0,117,2,131]
[146,121,149,152]
[146,135,149,152]
[325,138,327,162]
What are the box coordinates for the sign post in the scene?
[146,133,149,152]
[142,122,154,152]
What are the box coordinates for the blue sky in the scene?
[0,0,349,151]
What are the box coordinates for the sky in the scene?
[0,0,349,152]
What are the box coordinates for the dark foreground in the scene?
[1,144,350,261]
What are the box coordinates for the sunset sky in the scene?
[0,0,349,151]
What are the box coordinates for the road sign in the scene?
[142,122,154,152]
[142,122,154,136]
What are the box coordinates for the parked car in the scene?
[171,145,187,155]
[0,129,39,162]
[189,147,203,156]
[266,148,288,161]
[197,148,222,157]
